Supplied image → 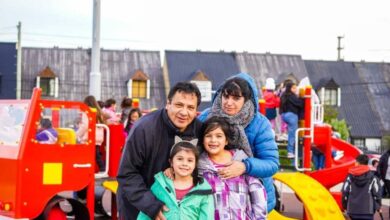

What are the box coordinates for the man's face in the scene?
[166,91,198,132]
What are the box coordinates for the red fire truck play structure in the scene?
[0,88,124,219]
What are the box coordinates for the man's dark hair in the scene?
[167,82,201,106]
[356,154,369,165]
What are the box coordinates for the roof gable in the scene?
[190,70,210,81]
[38,66,57,78]
[130,69,149,81]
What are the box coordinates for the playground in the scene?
[0,87,388,219]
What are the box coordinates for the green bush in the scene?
[323,105,350,141]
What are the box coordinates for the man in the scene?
[117,82,202,220]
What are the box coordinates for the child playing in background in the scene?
[342,154,382,220]
[36,118,58,144]
[263,77,280,131]
[198,116,267,219]
[124,108,142,135]
[137,137,214,220]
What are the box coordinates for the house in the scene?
[1,44,389,152]
[0,42,17,99]
[21,47,165,110]
[305,60,384,152]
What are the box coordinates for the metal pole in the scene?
[337,36,344,61]
[89,0,101,100]
[16,21,22,99]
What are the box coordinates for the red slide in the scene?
[308,124,362,207]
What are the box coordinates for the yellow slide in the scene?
[102,180,118,194]
[269,172,344,220]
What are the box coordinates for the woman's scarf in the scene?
[208,93,255,157]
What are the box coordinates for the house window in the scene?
[352,138,365,149]
[127,70,150,99]
[190,70,212,102]
[36,66,59,98]
[318,87,340,106]
[324,88,337,105]
[132,80,147,98]
[40,78,55,96]
[317,78,341,106]
[191,80,212,102]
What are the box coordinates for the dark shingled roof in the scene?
[354,62,390,133]
[0,42,17,99]
[305,60,383,138]
[165,50,240,110]
[235,53,309,92]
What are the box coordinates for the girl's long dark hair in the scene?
[169,141,200,185]
[280,82,296,112]
[84,95,105,124]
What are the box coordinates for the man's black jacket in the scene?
[116,109,202,220]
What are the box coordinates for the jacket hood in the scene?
[349,165,370,176]
[348,165,373,187]
[212,73,259,113]
[198,149,248,173]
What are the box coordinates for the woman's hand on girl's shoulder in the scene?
[163,167,174,180]
[218,161,246,179]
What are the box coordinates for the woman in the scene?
[77,95,107,171]
[280,82,304,159]
[198,72,279,212]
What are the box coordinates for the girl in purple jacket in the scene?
[198,116,267,220]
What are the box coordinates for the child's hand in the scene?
[154,205,169,220]
[218,161,246,179]
[163,167,174,180]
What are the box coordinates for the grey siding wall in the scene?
[21,47,164,110]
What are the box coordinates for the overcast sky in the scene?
[1,0,389,62]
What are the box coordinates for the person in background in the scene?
[117,82,202,220]
[280,82,304,159]
[97,100,105,109]
[137,137,214,220]
[276,79,293,141]
[342,154,382,220]
[198,73,279,212]
[378,149,390,212]
[120,97,133,124]
[102,98,121,124]
[77,95,106,171]
[124,108,142,135]
[263,77,280,131]
[36,118,58,144]
[198,116,267,219]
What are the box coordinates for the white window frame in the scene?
[319,87,340,106]
[36,76,59,98]
[191,80,212,102]
[127,79,150,99]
